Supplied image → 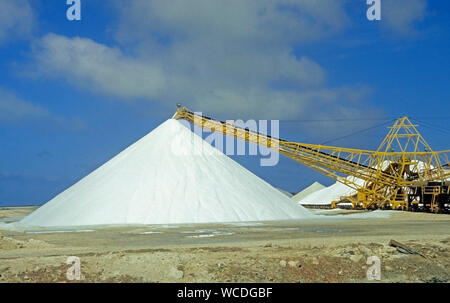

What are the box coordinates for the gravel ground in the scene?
[0,207,448,283]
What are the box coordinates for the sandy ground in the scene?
[0,207,448,283]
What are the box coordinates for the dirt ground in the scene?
[0,207,448,283]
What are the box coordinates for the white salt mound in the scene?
[20,119,313,227]
[298,176,364,206]
[291,182,325,202]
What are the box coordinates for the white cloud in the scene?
[382,0,427,36]
[30,0,377,123]
[115,0,349,45]
[0,0,34,45]
[0,88,49,123]
[0,88,86,132]
[32,34,166,100]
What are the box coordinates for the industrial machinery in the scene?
[174,105,450,213]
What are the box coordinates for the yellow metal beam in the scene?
[174,107,450,209]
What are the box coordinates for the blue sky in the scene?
[1,0,450,206]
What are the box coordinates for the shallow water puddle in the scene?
[138,231,164,235]
[24,229,95,234]
[183,230,236,238]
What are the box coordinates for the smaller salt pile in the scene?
[291,182,325,202]
[19,119,313,227]
[297,177,364,206]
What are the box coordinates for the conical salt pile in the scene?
[298,177,364,206]
[291,182,325,202]
[20,119,313,227]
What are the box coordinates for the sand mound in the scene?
[0,234,54,250]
